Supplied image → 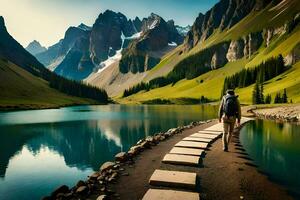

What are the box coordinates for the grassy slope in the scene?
[237,61,300,104]
[0,59,95,109]
[118,59,248,104]
[143,0,300,82]
[194,0,300,51]
[118,0,300,104]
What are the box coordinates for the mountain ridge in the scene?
[0,16,108,109]
[116,0,300,104]
[35,10,183,81]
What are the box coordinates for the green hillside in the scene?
[141,0,300,81]
[118,0,300,104]
[0,58,96,110]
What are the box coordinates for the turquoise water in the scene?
[0,104,218,200]
[240,119,300,197]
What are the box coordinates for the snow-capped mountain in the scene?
[175,25,191,36]
[34,10,183,81]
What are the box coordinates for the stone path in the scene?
[142,117,253,200]
[149,169,197,189]
[162,154,201,166]
[142,189,200,200]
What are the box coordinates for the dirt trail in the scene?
[102,121,293,200]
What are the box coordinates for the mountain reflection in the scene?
[0,105,218,178]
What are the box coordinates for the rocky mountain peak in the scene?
[119,13,184,74]
[184,0,261,49]
[26,40,47,56]
[60,26,89,56]
[78,23,91,31]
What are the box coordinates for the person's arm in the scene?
[218,97,224,122]
[236,99,241,124]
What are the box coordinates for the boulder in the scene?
[115,152,127,162]
[89,172,100,180]
[76,186,88,195]
[97,195,108,200]
[140,140,151,148]
[100,161,115,172]
[76,180,86,187]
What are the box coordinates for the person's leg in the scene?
[226,120,235,149]
[222,122,229,151]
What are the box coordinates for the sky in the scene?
[0,0,218,48]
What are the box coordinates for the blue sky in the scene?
[0,0,218,47]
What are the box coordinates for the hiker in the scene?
[218,89,241,151]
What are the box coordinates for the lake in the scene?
[0,104,218,200]
[240,119,300,197]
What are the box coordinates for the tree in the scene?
[265,94,272,104]
[252,81,261,104]
[200,96,209,104]
[282,89,288,103]
[274,93,282,103]
[260,84,265,104]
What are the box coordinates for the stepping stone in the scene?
[149,170,197,189]
[142,189,200,200]
[162,154,201,166]
[190,133,219,140]
[183,136,212,143]
[198,130,222,135]
[205,124,224,132]
[170,147,204,156]
[175,141,209,149]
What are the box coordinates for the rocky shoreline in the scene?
[251,104,300,123]
[42,120,211,200]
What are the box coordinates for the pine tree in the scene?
[265,94,272,104]
[252,81,261,104]
[282,89,288,103]
[274,93,282,104]
[260,84,264,104]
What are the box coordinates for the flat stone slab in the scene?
[183,136,212,143]
[149,170,197,189]
[205,124,224,132]
[169,147,204,156]
[198,130,222,135]
[162,154,201,166]
[190,133,219,140]
[142,189,200,200]
[175,141,209,149]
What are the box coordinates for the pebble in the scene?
[97,195,107,200]
[121,172,129,176]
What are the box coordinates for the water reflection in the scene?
[240,119,300,197]
[0,105,217,200]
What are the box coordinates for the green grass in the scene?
[0,59,96,110]
[187,0,300,54]
[237,61,300,104]
[246,26,300,67]
[118,59,248,103]
[117,1,300,105]
[119,27,300,104]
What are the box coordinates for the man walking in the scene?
[219,89,241,151]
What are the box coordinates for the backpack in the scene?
[223,95,237,117]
